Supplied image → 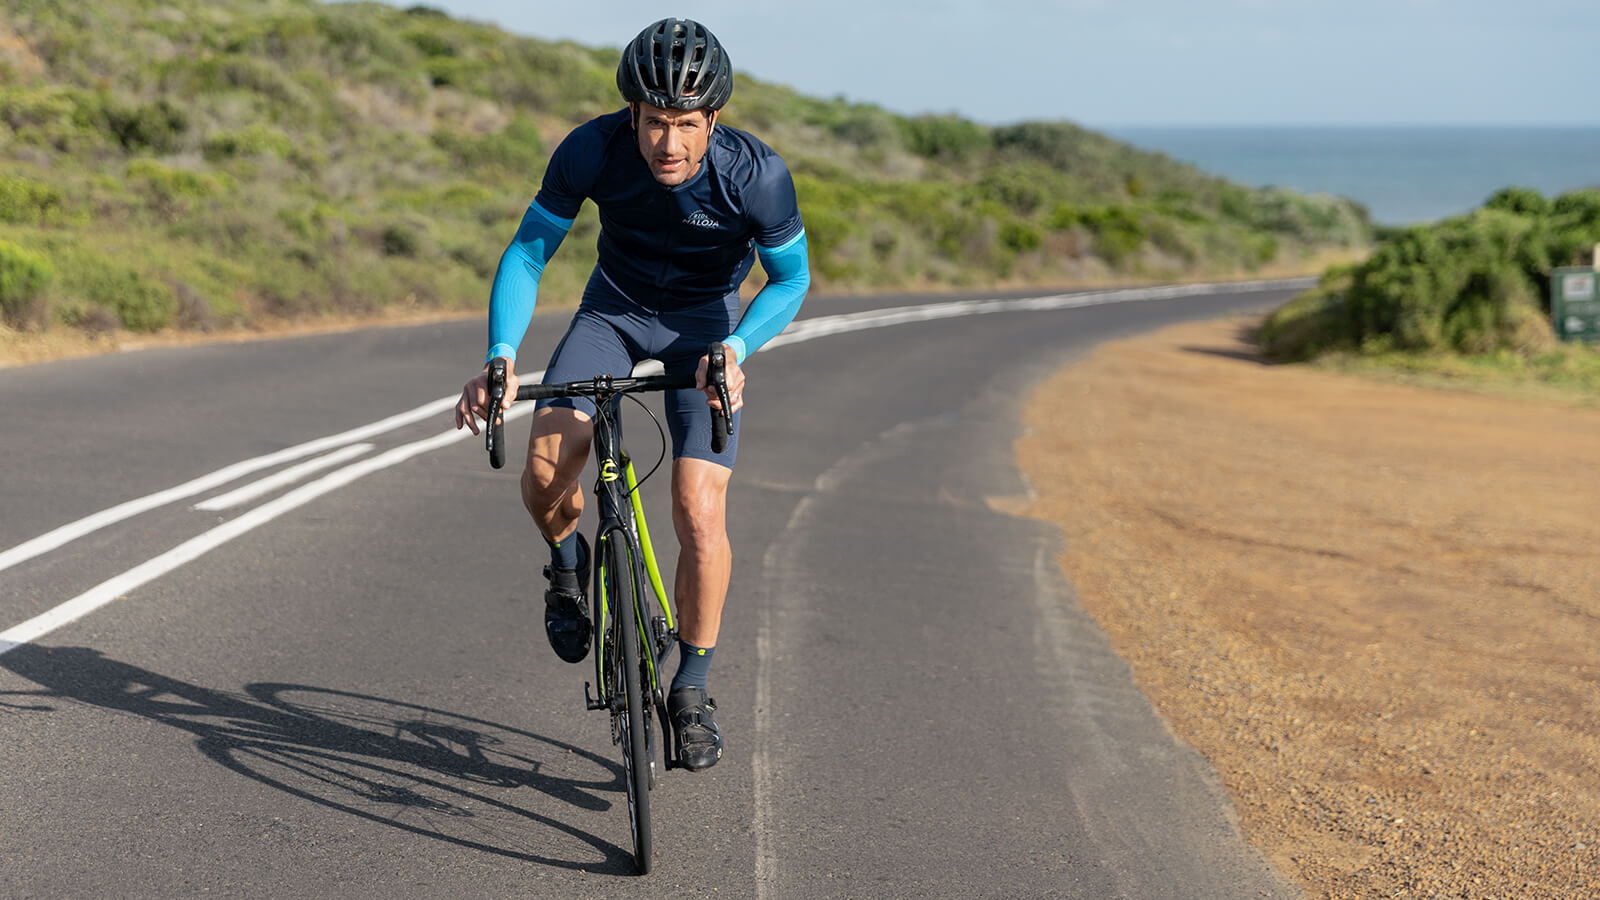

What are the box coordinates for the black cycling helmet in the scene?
[616,18,733,112]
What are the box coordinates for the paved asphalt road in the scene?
[0,283,1306,898]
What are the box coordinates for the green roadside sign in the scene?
[1551,267,1600,342]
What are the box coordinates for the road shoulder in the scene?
[1016,315,1600,898]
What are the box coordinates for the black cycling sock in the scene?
[670,640,715,692]
[547,531,582,571]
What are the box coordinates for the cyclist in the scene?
[454,18,810,772]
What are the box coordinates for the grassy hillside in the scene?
[0,0,1371,341]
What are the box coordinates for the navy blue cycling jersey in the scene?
[538,108,804,307]
[484,109,810,367]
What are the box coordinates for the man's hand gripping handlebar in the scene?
[473,344,734,469]
[705,343,732,455]
[485,357,511,469]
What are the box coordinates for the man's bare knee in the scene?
[672,459,731,550]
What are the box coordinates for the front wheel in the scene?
[606,534,653,874]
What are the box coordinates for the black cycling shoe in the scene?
[667,686,723,772]
[543,534,591,664]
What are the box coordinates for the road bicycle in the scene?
[482,345,732,875]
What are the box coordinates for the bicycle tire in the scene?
[606,533,653,874]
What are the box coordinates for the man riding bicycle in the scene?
[455,18,810,772]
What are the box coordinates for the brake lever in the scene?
[486,358,507,470]
[708,343,733,453]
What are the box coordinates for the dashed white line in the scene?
[0,404,538,657]
[0,395,457,576]
[192,443,376,512]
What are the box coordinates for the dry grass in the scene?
[1017,315,1600,898]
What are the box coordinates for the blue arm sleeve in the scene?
[485,201,573,364]
[725,230,810,364]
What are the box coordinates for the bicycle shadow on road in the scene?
[0,644,639,875]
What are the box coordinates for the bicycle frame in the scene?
[587,393,677,722]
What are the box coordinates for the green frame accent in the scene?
[595,464,675,701]
[627,529,661,694]
[626,460,674,631]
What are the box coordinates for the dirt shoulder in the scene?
[1016,316,1599,898]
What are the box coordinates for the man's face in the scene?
[634,102,717,187]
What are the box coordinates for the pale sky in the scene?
[403,0,1600,126]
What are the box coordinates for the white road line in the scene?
[752,593,777,897]
[192,443,376,511]
[0,278,1308,657]
[752,420,924,898]
[764,278,1308,350]
[0,395,458,576]
[0,403,539,657]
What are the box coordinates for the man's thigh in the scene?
[525,406,594,487]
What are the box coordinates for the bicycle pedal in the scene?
[584,681,609,711]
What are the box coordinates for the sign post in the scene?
[1552,267,1600,342]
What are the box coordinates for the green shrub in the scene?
[993,121,1095,170]
[1260,267,1356,361]
[432,114,545,173]
[315,10,413,65]
[1252,234,1280,267]
[900,114,989,161]
[0,175,66,224]
[1265,189,1600,360]
[127,159,227,217]
[88,265,178,332]
[0,88,74,132]
[424,56,485,88]
[800,207,856,279]
[999,221,1043,253]
[75,94,188,153]
[1441,259,1552,354]
[1047,203,1081,230]
[162,54,314,113]
[203,125,293,160]
[1484,186,1550,217]
[449,242,497,278]
[381,223,421,257]
[224,14,321,57]
[978,165,1054,215]
[0,240,54,329]
[1076,206,1145,264]
[0,87,93,150]
[56,302,122,335]
[405,27,458,58]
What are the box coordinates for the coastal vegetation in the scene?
[1261,187,1600,399]
[0,0,1369,343]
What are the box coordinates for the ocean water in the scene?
[1106,126,1600,226]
